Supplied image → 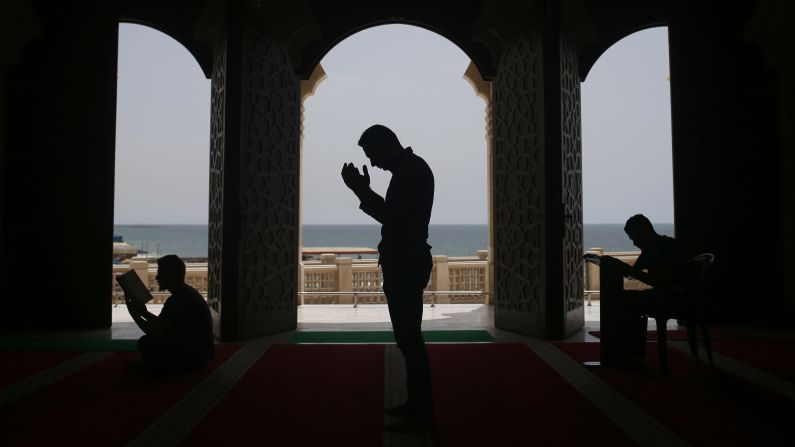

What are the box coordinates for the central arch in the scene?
[297,24,492,325]
[204,2,587,341]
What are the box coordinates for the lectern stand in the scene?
[584,257,647,368]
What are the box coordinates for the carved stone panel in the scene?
[560,32,585,333]
[236,16,299,337]
[208,9,300,340]
[492,34,547,337]
[208,35,226,315]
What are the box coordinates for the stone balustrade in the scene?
[299,253,491,305]
[111,260,211,305]
[111,248,640,305]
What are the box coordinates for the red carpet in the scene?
[0,351,82,388]
[554,342,794,446]
[6,341,791,446]
[0,344,240,446]
[708,338,795,380]
[182,344,385,447]
[588,327,753,340]
[428,343,636,447]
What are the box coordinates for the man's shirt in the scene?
[634,235,689,290]
[358,147,434,264]
[159,283,214,361]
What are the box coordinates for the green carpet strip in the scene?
[0,338,138,352]
[288,330,495,344]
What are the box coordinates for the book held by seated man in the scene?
[583,253,602,265]
[116,270,153,306]
[584,253,643,282]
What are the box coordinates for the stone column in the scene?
[336,257,353,304]
[478,250,491,304]
[3,3,117,329]
[551,13,585,337]
[299,64,328,259]
[432,255,450,304]
[491,1,584,339]
[207,1,300,340]
[584,248,603,300]
[129,258,150,289]
[492,26,548,337]
[746,0,795,313]
[297,262,305,305]
[0,4,40,300]
[669,1,783,321]
[463,62,494,305]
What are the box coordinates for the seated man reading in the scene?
[125,254,214,373]
[608,214,689,308]
[592,214,690,367]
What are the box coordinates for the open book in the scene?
[583,253,601,266]
[584,254,645,282]
[116,270,153,306]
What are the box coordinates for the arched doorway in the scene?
[204,3,586,341]
[297,24,491,328]
[580,26,675,329]
[112,23,211,328]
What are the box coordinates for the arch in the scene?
[301,24,489,228]
[298,24,491,310]
[579,22,670,81]
[574,0,672,81]
[280,0,498,80]
[580,26,674,227]
[117,17,212,78]
[113,22,211,226]
[300,21,494,82]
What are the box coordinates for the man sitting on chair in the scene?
[609,215,689,302]
[597,214,690,366]
[125,254,214,373]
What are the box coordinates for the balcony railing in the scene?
[298,253,491,305]
[112,248,641,305]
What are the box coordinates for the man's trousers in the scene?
[382,252,434,420]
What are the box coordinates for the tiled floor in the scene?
[11,301,682,342]
[297,303,497,330]
[108,303,609,341]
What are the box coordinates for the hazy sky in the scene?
[115,24,211,224]
[582,27,673,224]
[115,24,673,225]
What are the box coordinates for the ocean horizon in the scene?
[113,223,674,259]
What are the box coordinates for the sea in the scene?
[113,223,675,258]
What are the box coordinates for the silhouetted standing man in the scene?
[341,125,434,430]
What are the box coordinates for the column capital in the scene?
[463,62,492,103]
[300,63,328,104]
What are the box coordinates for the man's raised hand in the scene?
[362,164,370,186]
[124,295,145,316]
[341,162,370,194]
